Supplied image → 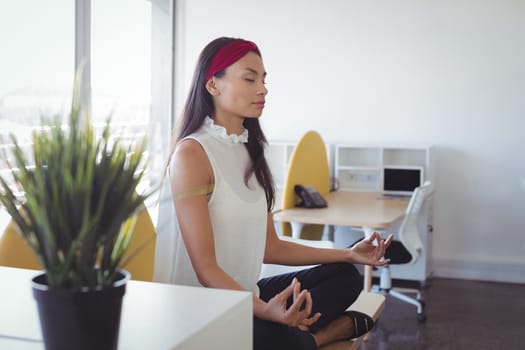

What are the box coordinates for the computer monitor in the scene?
[382,166,424,196]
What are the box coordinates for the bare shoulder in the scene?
[174,138,207,164]
[170,138,213,187]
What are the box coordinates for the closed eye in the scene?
[244,67,267,84]
[244,78,267,84]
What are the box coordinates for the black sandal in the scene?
[343,310,375,339]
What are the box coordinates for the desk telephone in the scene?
[294,185,328,208]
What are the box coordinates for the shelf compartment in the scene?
[383,148,427,167]
[336,146,381,167]
[336,168,381,192]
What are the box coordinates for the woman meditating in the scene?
[154,36,393,350]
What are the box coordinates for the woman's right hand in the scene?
[263,278,321,330]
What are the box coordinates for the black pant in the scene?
[254,263,363,350]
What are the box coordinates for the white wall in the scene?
[175,0,525,283]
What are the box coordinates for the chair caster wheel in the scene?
[417,313,426,323]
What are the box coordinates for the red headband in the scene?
[205,40,260,81]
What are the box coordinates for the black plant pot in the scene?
[32,270,130,350]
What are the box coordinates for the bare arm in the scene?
[264,213,393,267]
[170,139,243,290]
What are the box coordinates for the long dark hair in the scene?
[174,37,275,211]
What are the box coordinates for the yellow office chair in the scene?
[280,130,330,239]
[120,206,157,282]
[0,207,156,282]
[0,219,42,270]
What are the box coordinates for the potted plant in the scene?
[0,70,150,350]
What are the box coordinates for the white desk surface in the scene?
[0,266,252,350]
[273,191,410,229]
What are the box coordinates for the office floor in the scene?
[359,277,525,350]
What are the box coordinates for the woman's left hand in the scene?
[347,231,393,266]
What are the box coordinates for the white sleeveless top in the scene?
[153,117,268,295]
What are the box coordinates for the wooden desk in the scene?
[0,266,252,349]
[273,191,410,291]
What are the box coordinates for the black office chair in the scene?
[375,181,432,322]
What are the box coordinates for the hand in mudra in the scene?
[348,231,393,266]
[264,278,321,329]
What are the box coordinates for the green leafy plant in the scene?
[0,71,150,289]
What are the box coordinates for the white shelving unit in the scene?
[334,145,432,192]
[267,142,434,195]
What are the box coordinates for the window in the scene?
[0,1,74,197]
[91,0,155,194]
[0,1,173,209]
